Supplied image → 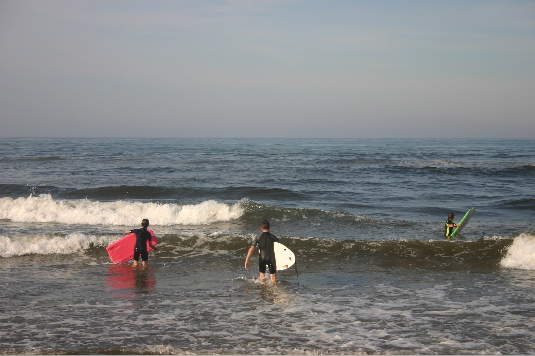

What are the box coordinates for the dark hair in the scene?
[260,220,270,230]
[141,219,150,228]
[447,213,454,220]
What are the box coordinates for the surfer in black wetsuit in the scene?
[125,219,157,268]
[245,220,279,285]
[445,212,460,238]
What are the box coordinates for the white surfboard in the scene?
[273,242,295,270]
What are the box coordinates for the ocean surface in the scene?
[1,137,534,355]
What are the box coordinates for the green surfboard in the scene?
[449,207,475,238]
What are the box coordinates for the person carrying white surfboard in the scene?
[125,218,158,268]
[245,220,279,285]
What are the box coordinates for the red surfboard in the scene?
[106,230,158,264]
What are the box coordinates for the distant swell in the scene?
[0,184,306,202]
[66,185,307,201]
[501,197,535,211]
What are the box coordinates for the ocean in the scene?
[0,137,534,355]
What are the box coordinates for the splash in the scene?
[500,233,535,270]
[0,194,245,226]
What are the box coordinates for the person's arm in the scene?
[244,246,255,270]
[148,237,158,251]
[147,231,158,251]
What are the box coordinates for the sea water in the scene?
[0,138,534,355]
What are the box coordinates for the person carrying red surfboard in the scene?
[125,218,158,268]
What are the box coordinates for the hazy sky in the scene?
[1,0,534,138]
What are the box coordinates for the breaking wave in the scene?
[0,194,245,226]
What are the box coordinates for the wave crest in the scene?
[500,233,535,270]
[0,194,245,226]
[0,233,111,258]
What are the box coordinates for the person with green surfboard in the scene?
[445,208,476,238]
[445,212,460,238]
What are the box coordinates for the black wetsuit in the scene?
[252,232,279,274]
[445,219,455,237]
[130,228,152,261]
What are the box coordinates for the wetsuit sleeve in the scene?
[251,235,260,247]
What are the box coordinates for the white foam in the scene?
[0,194,245,226]
[0,233,112,258]
[500,233,535,270]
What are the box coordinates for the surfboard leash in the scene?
[294,261,300,289]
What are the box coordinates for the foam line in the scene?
[0,194,245,226]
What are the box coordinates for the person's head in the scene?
[141,219,150,228]
[260,220,270,231]
[447,213,454,220]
